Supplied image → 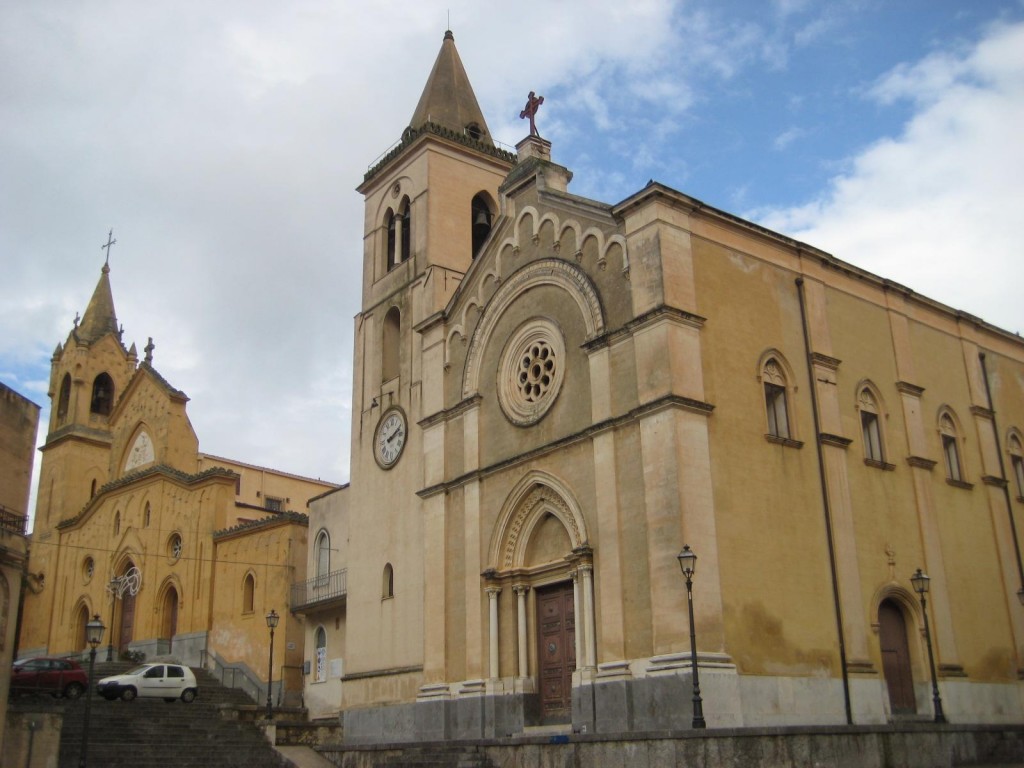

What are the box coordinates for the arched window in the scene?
[315,626,327,682]
[90,479,97,498]
[316,530,330,583]
[144,502,151,528]
[113,510,120,536]
[398,197,411,264]
[90,372,114,415]
[382,307,400,382]
[471,193,493,258]
[761,356,791,440]
[1008,433,1024,499]
[858,386,885,464]
[162,586,179,640]
[57,373,71,424]
[385,208,397,270]
[382,563,394,599]
[939,411,964,483]
[243,573,255,614]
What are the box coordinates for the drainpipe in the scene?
[796,277,853,725]
[978,353,1024,590]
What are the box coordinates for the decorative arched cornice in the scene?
[462,259,604,398]
[756,348,797,389]
[870,582,923,629]
[854,379,887,415]
[487,471,588,572]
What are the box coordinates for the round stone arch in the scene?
[462,259,605,400]
[488,471,589,573]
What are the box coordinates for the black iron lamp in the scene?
[911,568,947,724]
[677,545,706,729]
[79,614,105,768]
[265,609,279,720]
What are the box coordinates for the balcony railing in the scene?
[290,568,347,612]
[0,506,27,535]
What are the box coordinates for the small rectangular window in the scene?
[943,435,962,482]
[265,497,284,512]
[765,383,789,439]
[861,411,883,462]
[1013,455,1024,498]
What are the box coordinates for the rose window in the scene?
[498,319,566,426]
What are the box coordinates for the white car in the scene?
[97,663,198,703]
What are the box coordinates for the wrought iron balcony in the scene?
[290,568,347,613]
[0,505,27,535]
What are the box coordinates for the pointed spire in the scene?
[408,30,493,146]
[77,263,120,343]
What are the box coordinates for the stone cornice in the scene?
[214,510,309,540]
[896,381,925,397]
[906,456,937,470]
[417,393,715,499]
[819,433,852,448]
[810,353,842,371]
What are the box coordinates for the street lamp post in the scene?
[106,577,118,662]
[265,609,279,720]
[677,545,706,729]
[910,568,947,724]
[79,614,105,768]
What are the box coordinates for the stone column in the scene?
[580,564,597,669]
[486,586,501,680]
[514,585,530,678]
[572,572,583,671]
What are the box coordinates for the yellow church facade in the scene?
[19,264,337,705]
[299,31,1024,740]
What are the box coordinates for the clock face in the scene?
[375,409,407,469]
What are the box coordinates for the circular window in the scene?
[497,319,566,426]
[167,533,183,563]
[82,557,94,584]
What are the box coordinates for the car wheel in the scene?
[181,688,196,703]
[63,682,85,700]
[120,687,137,702]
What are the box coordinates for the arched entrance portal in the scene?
[114,560,140,653]
[161,586,179,649]
[487,473,594,724]
[879,598,916,714]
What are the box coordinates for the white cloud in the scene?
[752,20,1024,333]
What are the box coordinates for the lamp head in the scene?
[677,545,697,579]
[266,609,280,629]
[85,614,106,647]
[911,568,930,595]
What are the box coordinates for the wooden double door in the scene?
[536,582,575,722]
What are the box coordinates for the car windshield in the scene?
[12,659,31,668]
[125,665,153,676]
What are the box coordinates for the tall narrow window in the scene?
[315,626,327,683]
[316,530,330,588]
[382,307,400,382]
[243,573,255,614]
[1009,434,1024,499]
[940,413,963,482]
[471,193,493,258]
[144,503,151,528]
[385,208,397,270]
[91,372,114,415]
[113,510,120,536]
[383,563,394,599]
[57,374,71,424]
[859,387,885,464]
[762,358,790,439]
[398,197,411,263]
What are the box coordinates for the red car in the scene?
[10,657,88,699]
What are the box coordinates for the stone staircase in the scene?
[55,661,289,768]
[379,745,494,767]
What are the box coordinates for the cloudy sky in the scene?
[3,1,1023,526]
